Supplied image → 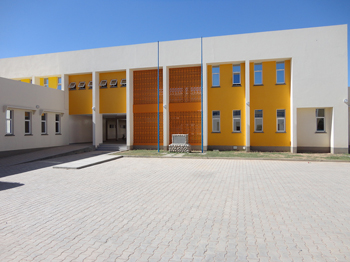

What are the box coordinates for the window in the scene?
[212,66,220,87]
[41,113,47,134]
[30,79,32,84]
[55,114,61,134]
[316,109,325,132]
[78,81,86,90]
[120,79,126,87]
[232,65,241,85]
[233,110,241,132]
[57,77,61,90]
[276,109,285,132]
[212,111,220,132]
[276,62,285,84]
[44,78,49,87]
[254,63,263,85]
[100,80,107,88]
[69,82,76,90]
[25,112,31,135]
[88,81,93,89]
[254,109,263,132]
[6,110,13,135]
[110,79,118,88]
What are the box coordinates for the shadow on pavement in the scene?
[0,181,24,191]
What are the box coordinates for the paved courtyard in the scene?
[1,156,350,262]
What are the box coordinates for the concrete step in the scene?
[96,144,127,152]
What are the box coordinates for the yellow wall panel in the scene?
[208,63,246,146]
[20,79,31,83]
[250,60,290,147]
[99,71,127,114]
[69,74,92,115]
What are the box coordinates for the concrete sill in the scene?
[211,132,221,133]
[232,132,241,133]
[211,86,220,88]
[55,133,62,135]
[276,83,286,85]
[41,134,48,136]
[24,134,33,136]
[253,84,263,86]
[232,84,242,87]
[5,134,15,136]
[254,132,264,133]
[276,132,286,133]
[315,131,327,134]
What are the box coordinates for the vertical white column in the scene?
[126,68,134,150]
[202,61,208,151]
[330,107,335,154]
[32,76,40,85]
[163,66,169,150]
[92,71,103,147]
[245,60,250,152]
[61,74,70,145]
[290,59,297,153]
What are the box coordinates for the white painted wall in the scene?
[69,115,92,144]
[0,77,69,152]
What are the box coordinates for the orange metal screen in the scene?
[134,69,163,105]
[170,111,201,145]
[134,112,163,145]
[169,67,201,103]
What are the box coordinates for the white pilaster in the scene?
[32,76,40,85]
[126,69,134,150]
[92,71,103,147]
[202,61,208,151]
[290,59,297,153]
[245,60,250,152]
[163,66,169,149]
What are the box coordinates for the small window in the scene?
[6,110,14,135]
[120,79,126,87]
[316,109,325,132]
[233,110,241,132]
[212,66,220,87]
[30,79,32,84]
[78,81,86,90]
[88,81,93,89]
[254,63,263,85]
[276,109,285,132]
[41,113,47,134]
[254,109,263,132]
[44,78,49,87]
[232,65,241,85]
[69,82,76,90]
[276,62,285,84]
[212,111,220,132]
[57,77,61,90]
[110,79,118,88]
[55,114,61,134]
[100,80,107,88]
[25,111,31,135]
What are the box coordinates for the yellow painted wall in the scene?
[250,60,290,147]
[69,74,93,115]
[208,63,246,146]
[99,71,127,114]
[40,77,60,89]
[20,78,31,83]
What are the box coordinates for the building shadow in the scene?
[0,181,24,191]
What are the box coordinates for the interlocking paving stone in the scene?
[1,157,350,261]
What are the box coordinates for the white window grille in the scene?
[44,78,49,87]
[78,81,86,89]
[254,63,263,85]
[276,62,285,84]
[69,82,76,90]
[212,66,220,87]
[212,111,220,132]
[232,65,241,85]
[276,109,285,132]
[254,109,263,132]
[110,79,118,88]
[233,110,241,132]
[316,109,325,132]
[55,114,61,134]
[25,111,31,134]
[6,110,14,135]
[100,80,107,88]
[120,79,126,87]
[41,113,47,134]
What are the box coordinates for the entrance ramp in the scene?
[53,154,122,169]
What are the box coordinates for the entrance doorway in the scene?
[103,114,126,144]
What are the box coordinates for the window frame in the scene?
[44,78,49,87]
[276,109,286,132]
[110,79,118,88]
[276,61,285,84]
[41,113,47,135]
[212,110,220,133]
[6,110,14,135]
[232,110,241,133]
[232,64,241,86]
[316,109,325,132]
[254,63,263,85]
[55,114,61,134]
[57,77,62,90]
[24,111,32,135]
[78,81,86,90]
[120,79,127,87]
[69,82,76,90]
[212,66,220,87]
[88,81,93,89]
[100,80,108,88]
[254,109,263,132]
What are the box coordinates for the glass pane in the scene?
[212,66,220,74]
[55,114,59,121]
[255,110,263,118]
[255,119,263,131]
[41,113,46,120]
[278,119,285,131]
[277,110,285,117]
[233,74,240,84]
[233,110,241,117]
[212,74,220,86]
[57,84,61,90]
[58,77,61,84]
[6,120,11,134]
[254,64,262,71]
[213,111,220,117]
[25,112,30,120]
[41,122,46,133]
[216,121,220,131]
[316,109,325,117]
[277,71,285,83]
[276,62,285,70]
[317,118,325,131]
[25,121,30,133]
[234,119,241,131]
[254,72,262,85]
[233,65,240,73]
[56,122,59,133]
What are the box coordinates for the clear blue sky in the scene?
[0,0,349,85]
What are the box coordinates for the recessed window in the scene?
[41,113,47,134]
[78,81,86,90]
[254,109,263,132]
[276,62,285,84]
[232,65,241,85]
[6,110,14,135]
[233,110,241,132]
[55,114,61,134]
[110,79,118,88]
[25,111,31,135]
[69,82,76,90]
[57,77,61,90]
[212,111,220,132]
[120,79,126,87]
[254,63,263,85]
[212,66,220,87]
[100,80,107,88]
[276,109,285,132]
[316,109,325,132]
[88,81,93,89]
[44,78,49,87]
